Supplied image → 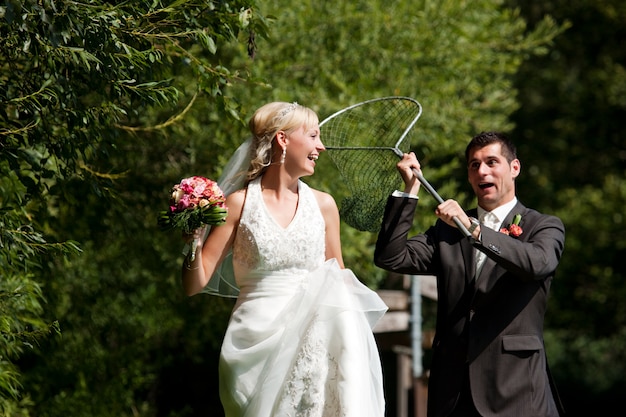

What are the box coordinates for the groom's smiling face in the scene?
[467,143,520,211]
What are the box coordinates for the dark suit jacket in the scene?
[374,196,565,417]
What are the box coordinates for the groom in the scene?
[374,131,565,417]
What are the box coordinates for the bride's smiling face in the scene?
[283,121,324,176]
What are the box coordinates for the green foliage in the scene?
[549,175,626,399]
[0,163,77,414]
[507,0,626,412]
[1,0,266,414]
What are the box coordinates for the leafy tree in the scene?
[1,0,267,415]
[509,0,626,413]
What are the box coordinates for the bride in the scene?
[181,101,388,417]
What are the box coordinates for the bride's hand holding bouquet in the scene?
[158,176,228,262]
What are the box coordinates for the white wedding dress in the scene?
[218,176,388,417]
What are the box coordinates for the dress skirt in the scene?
[219,259,388,417]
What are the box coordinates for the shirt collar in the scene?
[477,198,518,229]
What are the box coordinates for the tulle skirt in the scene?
[219,259,388,417]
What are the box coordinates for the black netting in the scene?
[320,97,422,232]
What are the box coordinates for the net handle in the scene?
[415,170,471,238]
[390,148,471,238]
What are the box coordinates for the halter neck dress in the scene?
[218,176,387,417]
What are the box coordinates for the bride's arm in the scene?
[314,189,345,268]
[181,190,244,296]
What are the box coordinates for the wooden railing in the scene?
[373,274,437,417]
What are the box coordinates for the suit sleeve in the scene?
[374,195,437,274]
[473,210,565,281]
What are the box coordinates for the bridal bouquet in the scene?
[158,176,228,261]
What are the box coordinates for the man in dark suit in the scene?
[374,131,565,417]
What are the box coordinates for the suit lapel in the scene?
[476,202,528,288]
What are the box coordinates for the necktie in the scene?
[475,212,498,275]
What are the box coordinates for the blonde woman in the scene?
[182,102,387,417]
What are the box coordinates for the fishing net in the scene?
[319,97,422,232]
[320,96,470,236]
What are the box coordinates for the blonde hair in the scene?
[246,102,318,182]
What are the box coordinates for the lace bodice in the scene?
[221,176,387,416]
[232,177,326,279]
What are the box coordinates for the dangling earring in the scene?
[280,147,286,164]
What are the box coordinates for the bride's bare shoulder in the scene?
[225,188,247,214]
[310,188,338,212]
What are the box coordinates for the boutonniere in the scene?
[500,213,523,237]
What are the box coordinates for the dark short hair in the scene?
[465,131,517,163]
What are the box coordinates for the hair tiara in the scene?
[278,102,299,118]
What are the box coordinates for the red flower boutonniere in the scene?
[500,213,523,237]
